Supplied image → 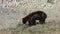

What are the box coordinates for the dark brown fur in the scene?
[22,11,47,26]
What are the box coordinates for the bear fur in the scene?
[22,11,47,26]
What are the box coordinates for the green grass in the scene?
[47,0,55,4]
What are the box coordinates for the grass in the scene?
[47,0,55,4]
[0,21,60,34]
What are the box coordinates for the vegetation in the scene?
[0,21,60,34]
[47,0,55,4]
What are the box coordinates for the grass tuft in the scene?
[47,0,55,4]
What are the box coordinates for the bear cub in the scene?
[22,11,47,26]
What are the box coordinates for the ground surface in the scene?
[0,21,60,34]
[0,0,60,34]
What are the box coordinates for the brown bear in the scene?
[22,11,47,26]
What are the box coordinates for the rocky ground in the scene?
[0,0,60,34]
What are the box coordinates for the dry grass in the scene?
[0,21,60,34]
[0,0,60,34]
